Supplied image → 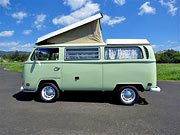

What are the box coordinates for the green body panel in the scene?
[62,62,102,90]
[103,61,156,90]
[22,44,157,92]
[23,61,62,91]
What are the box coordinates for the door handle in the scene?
[54,67,60,71]
[75,76,79,81]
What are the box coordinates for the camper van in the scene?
[21,13,160,105]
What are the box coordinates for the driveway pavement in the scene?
[0,66,179,135]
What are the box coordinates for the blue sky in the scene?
[0,0,179,52]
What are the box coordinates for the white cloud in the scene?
[101,14,126,26]
[138,2,156,15]
[159,0,178,16]
[34,14,47,30]
[167,40,178,44]
[0,41,34,52]
[70,2,99,19]
[108,17,126,25]
[0,41,18,47]
[151,44,165,50]
[0,30,14,37]
[23,30,32,35]
[151,45,158,48]
[64,0,86,10]
[172,46,180,50]
[53,15,79,25]
[19,43,34,51]
[11,12,27,23]
[52,1,100,26]
[0,0,10,8]
[113,0,126,6]
[21,43,33,48]
[9,43,34,52]
[101,15,111,23]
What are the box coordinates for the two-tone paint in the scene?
[21,43,160,93]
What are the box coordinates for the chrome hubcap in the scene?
[121,88,136,103]
[41,86,55,101]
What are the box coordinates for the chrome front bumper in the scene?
[20,86,36,92]
[150,86,161,92]
[20,86,24,91]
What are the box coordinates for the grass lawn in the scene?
[0,62,24,72]
[0,62,180,80]
[157,64,180,80]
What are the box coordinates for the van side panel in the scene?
[62,62,102,90]
[23,62,62,91]
[22,45,157,92]
[103,61,156,91]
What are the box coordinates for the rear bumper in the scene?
[150,86,161,92]
[20,86,36,92]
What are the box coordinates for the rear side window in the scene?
[64,47,100,60]
[31,48,59,61]
[105,47,143,60]
[144,46,149,59]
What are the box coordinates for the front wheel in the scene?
[118,86,139,105]
[39,83,60,103]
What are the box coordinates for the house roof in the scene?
[36,13,103,44]
[106,39,150,45]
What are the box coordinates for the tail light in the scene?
[148,83,152,86]
[26,83,30,86]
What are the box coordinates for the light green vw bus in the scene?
[21,13,160,105]
[21,39,160,105]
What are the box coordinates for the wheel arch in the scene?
[37,80,61,92]
[113,84,144,92]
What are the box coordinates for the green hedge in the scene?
[155,49,180,63]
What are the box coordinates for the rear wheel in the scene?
[39,83,60,103]
[118,86,139,105]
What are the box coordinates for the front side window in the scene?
[31,48,59,61]
[105,47,143,60]
[65,47,100,60]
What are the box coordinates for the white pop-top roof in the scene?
[106,39,150,45]
[36,13,103,44]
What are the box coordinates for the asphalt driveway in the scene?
[0,66,179,135]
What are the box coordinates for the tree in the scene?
[174,52,180,63]
[21,53,28,62]
[160,53,171,63]
[2,55,11,61]
[11,50,20,61]
[155,49,180,63]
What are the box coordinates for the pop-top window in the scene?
[65,47,100,60]
[105,47,143,60]
[31,48,59,61]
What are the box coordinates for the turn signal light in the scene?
[148,83,152,86]
[26,83,30,86]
